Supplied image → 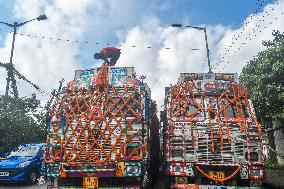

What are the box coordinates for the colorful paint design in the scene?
[240,165,248,179]
[111,68,127,85]
[124,162,141,176]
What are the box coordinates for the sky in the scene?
[0,0,283,109]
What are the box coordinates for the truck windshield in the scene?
[171,97,204,118]
[7,146,39,158]
[219,99,250,118]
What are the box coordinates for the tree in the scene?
[240,30,284,121]
[0,95,46,154]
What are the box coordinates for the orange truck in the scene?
[161,72,264,189]
[45,64,156,189]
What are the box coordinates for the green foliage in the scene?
[240,30,284,121]
[0,95,46,154]
[264,159,280,171]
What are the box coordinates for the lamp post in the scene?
[0,14,47,98]
[171,24,213,73]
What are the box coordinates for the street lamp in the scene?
[0,14,47,98]
[171,23,213,73]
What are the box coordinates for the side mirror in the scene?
[0,153,7,159]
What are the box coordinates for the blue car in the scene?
[0,143,45,184]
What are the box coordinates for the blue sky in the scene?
[0,0,283,107]
[153,0,274,27]
[0,0,275,48]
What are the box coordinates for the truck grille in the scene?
[169,123,251,163]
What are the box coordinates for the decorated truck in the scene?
[161,72,264,189]
[45,63,155,189]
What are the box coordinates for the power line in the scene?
[216,0,283,72]
[13,31,202,51]
[217,0,276,66]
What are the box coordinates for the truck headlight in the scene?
[17,161,31,168]
[173,166,184,172]
[126,165,139,174]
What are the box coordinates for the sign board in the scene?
[83,177,98,188]
[73,67,140,87]
[110,68,127,85]
[203,73,215,81]
[201,81,220,91]
[74,69,98,80]
[74,69,98,87]
[109,67,137,86]
[178,73,238,83]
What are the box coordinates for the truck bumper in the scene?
[47,187,139,189]
[170,184,262,189]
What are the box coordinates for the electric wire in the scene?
[217,0,282,72]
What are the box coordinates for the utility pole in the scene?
[171,24,213,73]
[0,14,47,98]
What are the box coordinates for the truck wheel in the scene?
[165,176,171,189]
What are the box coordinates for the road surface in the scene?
[0,181,49,189]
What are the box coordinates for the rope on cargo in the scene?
[45,64,147,167]
[168,80,262,153]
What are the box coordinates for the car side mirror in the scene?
[0,153,7,159]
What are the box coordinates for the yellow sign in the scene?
[83,177,98,189]
[175,177,187,184]
[208,171,225,180]
[171,184,198,189]
[116,162,124,177]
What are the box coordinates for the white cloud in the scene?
[116,1,284,110]
[214,0,284,72]
[0,0,283,111]
[117,18,228,109]
[0,0,151,98]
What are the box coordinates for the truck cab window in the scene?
[219,99,250,118]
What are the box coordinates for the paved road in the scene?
[0,181,49,189]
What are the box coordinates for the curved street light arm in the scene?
[171,23,212,73]
[0,21,14,27]
[17,19,36,27]
[0,14,47,98]
[185,25,205,31]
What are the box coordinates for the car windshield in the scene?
[6,146,39,158]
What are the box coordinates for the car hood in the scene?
[0,156,34,169]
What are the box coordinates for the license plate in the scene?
[175,177,187,184]
[208,171,225,180]
[172,184,198,189]
[83,177,98,188]
[0,172,9,176]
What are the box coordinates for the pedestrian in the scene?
[94,47,121,66]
